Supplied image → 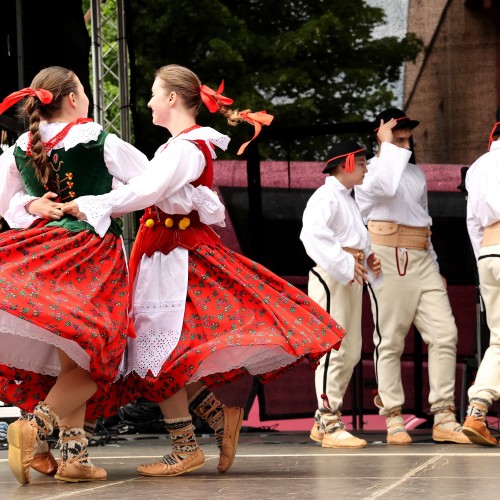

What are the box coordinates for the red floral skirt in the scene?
[0,221,130,416]
[0,368,117,420]
[120,244,346,405]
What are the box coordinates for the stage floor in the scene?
[1,430,499,499]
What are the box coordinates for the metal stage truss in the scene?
[90,0,135,256]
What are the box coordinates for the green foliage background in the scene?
[128,0,423,160]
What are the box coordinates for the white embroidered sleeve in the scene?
[4,192,39,228]
[103,134,149,182]
[0,147,24,216]
[191,185,226,226]
[360,142,411,198]
[74,196,113,238]
[72,141,205,235]
[300,191,354,285]
[0,147,40,227]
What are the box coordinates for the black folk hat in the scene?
[374,108,420,132]
[323,140,368,174]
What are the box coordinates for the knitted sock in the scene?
[84,420,97,440]
[467,399,489,420]
[386,412,407,436]
[314,409,324,428]
[189,387,225,450]
[24,401,58,442]
[160,417,199,466]
[20,409,48,456]
[59,427,91,466]
[322,412,352,440]
[433,407,461,432]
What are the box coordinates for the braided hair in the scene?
[19,66,79,185]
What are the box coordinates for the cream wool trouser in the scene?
[468,244,500,405]
[369,244,458,414]
[309,266,363,412]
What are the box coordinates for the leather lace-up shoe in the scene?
[32,449,58,476]
[137,448,205,477]
[217,406,243,473]
[462,415,498,446]
[7,420,40,485]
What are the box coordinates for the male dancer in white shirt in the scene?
[462,121,500,446]
[355,108,469,444]
[301,141,382,448]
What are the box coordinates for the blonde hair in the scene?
[19,66,78,185]
[155,64,244,127]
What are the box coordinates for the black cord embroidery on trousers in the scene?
[367,281,382,384]
[478,253,500,261]
[310,268,332,407]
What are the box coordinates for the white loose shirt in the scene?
[466,141,500,260]
[355,141,439,268]
[301,176,375,285]
[0,121,149,227]
[75,127,228,236]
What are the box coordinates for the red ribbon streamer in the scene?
[199,81,234,113]
[237,110,274,155]
[345,153,355,173]
[488,121,500,151]
[0,88,53,115]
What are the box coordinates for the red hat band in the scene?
[326,148,365,173]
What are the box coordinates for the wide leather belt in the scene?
[368,220,431,250]
[342,247,365,262]
[483,221,500,247]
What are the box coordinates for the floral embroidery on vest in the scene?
[46,152,76,201]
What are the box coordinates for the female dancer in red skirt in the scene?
[0,66,149,484]
[63,64,347,477]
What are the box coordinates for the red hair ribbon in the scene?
[199,80,234,113]
[0,88,53,115]
[488,121,500,151]
[237,110,274,155]
[326,148,365,173]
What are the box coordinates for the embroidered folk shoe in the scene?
[217,406,243,473]
[462,415,498,446]
[322,429,367,448]
[309,420,324,443]
[7,419,40,485]
[31,448,58,476]
[320,413,367,449]
[54,457,108,483]
[138,418,205,477]
[432,425,470,444]
[137,448,205,477]
[7,402,58,484]
[55,457,107,482]
[432,409,470,444]
[188,388,243,473]
[386,413,412,445]
[54,427,107,482]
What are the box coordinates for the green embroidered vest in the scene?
[13,130,121,236]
